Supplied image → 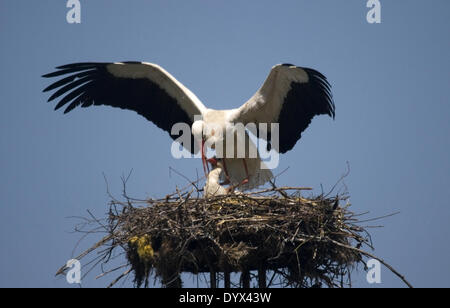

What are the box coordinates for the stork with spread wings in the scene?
[42,62,335,190]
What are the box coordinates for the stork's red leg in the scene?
[221,159,231,185]
[240,158,249,186]
[201,139,208,177]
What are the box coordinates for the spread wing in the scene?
[42,62,207,153]
[231,64,335,153]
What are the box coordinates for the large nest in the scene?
[57,184,412,288]
[119,190,361,288]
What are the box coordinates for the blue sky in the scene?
[0,0,449,288]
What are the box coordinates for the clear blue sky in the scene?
[1,0,449,288]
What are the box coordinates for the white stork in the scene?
[42,62,335,190]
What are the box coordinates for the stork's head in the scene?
[192,120,205,144]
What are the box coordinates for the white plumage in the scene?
[203,159,228,198]
[43,62,335,191]
[220,129,273,191]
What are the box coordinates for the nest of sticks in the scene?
[56,181,412,288]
